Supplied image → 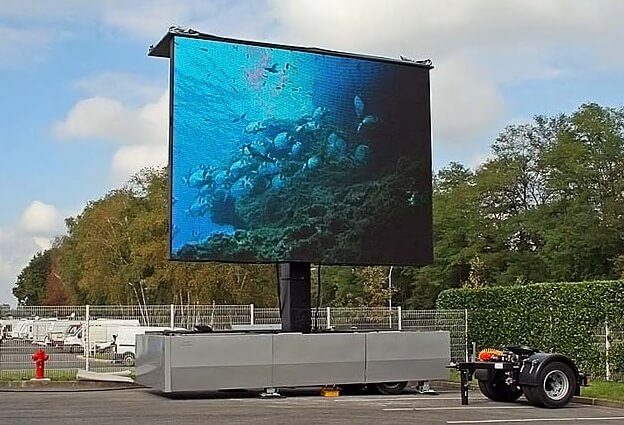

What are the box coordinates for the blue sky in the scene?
[1,0,624,305]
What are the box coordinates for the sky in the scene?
[1,0,624,306]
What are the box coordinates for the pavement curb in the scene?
[573,396,624,409]
[0,380,144,391]
[431,380,624,409]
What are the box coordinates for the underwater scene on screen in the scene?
[171,36,431,265]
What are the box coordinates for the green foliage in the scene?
[411,103,624,307]
[25,167,277,306]
[12,103,624,309]
[437,280,624,379]
[13,251,51,305]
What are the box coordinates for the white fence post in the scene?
[170,304,175,329]
[326,307,331,329]
[606,322,611,381]
[464,309,469,362]
[85,304,90,371]
[397,306,402,331]
[250,304,255,325]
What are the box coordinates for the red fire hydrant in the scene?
[32,349,49,380]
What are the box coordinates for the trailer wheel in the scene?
[477,373,523,402]
[122,352,135,367]
[521,385,543,407]
[373,382,407,395]
[526,361,575,408]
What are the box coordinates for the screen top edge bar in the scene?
[148,27,433,69]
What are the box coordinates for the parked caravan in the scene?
[63,319,140,353]
[0,319,15,339]
[31,319,58,344]
[46,321,83,346]
[10,320,32,340]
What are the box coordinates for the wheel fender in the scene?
[518,352,579,387]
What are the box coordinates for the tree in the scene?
[13,251,50,305]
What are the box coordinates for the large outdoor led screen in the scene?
[166,33,432,265]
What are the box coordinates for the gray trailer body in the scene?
[136,331,450,393]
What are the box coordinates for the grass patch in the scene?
[581,380,624,402]
[448,369,460,382]
[0,369,77,381]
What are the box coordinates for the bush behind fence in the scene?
[437,280,624,381]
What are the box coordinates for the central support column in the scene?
[279,262,311,333]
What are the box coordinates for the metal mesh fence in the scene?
[173,305,252,330]
[592,324,624,382]
[253,308,281,326]
[329,307,398,330]
[402,309,468,363]
[0,305,467,379]
[0,306,86,380]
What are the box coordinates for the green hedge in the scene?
[436,281,624,379]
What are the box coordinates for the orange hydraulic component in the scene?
[478,348,503,362]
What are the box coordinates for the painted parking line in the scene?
[384,406,533,411]
[446,417,624,424]
[333,396,485,402]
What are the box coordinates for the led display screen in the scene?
[169,34,432,265]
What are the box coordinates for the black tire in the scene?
[122,352,135,367]
[477,373,523,402]
[373,382,408,395]
[521,385,544,407]
[532,362,576,408]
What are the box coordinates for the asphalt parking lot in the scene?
[1,387,623,425]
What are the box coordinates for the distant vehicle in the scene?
[63,319,141,353]
[1,320,15,339]
[45,321,83,346]
[114,326,185,366]
[10,320,32,340]
[30,319,59,344]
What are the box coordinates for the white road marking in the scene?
[446,417,624,424]
[384,406,532,411]
[334,396,481,402]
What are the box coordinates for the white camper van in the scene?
[45,321,83,346]
[31,319,58,344]
[10,320,32,340]
[63,319,140,353]
[114,326,183,366]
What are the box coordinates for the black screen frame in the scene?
[157,30,433,266]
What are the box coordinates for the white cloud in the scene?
[0,227,47,306]
[0,200,71,305]
[53,87,169,184]
[0,0,89,20]
[19,201,63,235]
[0,24,52,68]
[264,0,624,148]
[98,1,276,42]
[74,72,163,105]
[53,97,134,144]
[267,0,624,65]
[112,143,168,184]
[431,56,506,145]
